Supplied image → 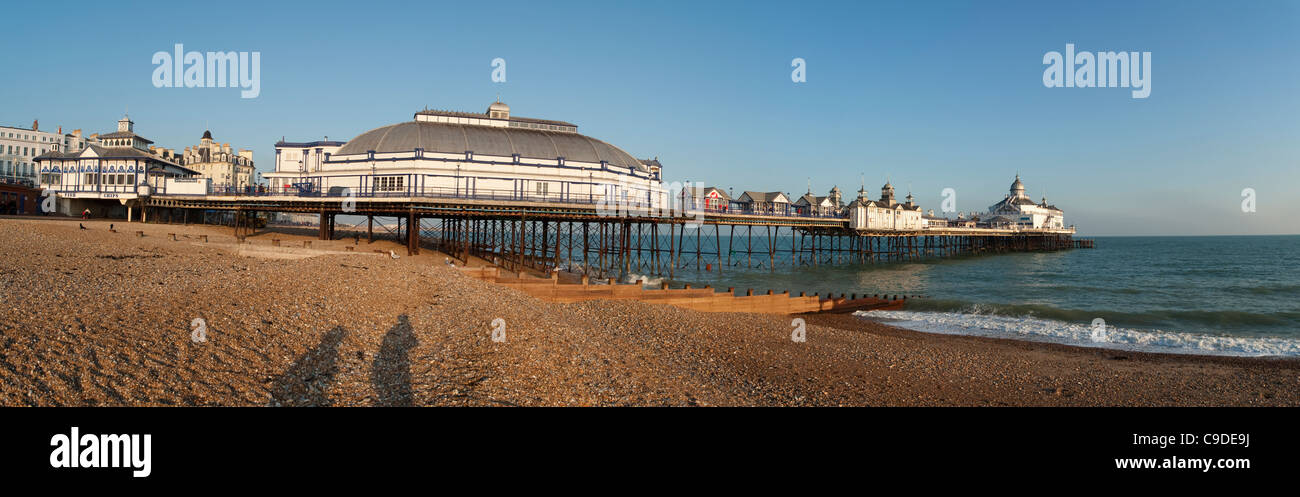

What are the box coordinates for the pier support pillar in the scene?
[407,209,419,256]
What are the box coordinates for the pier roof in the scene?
[336,118,647,172]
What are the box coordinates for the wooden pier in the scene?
[140,194,1092,279]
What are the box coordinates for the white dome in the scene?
[1010,175,1026,196]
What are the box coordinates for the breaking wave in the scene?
[855,307,1300,357]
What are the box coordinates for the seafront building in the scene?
[1,121,97,187]
[847,182,923,231]
[265,100,666,207]
[983,175,1064,229]
[164,130,256,190]
[267,138,347,189]
[34,115,199,217]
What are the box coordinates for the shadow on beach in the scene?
[371,315,419,407]
[269,326,348,407]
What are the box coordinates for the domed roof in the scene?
[335,120,647,171]
[488,101,510,112]
[1010,174,1025,192]
[202,130,213,140]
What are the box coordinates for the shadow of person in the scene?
[269,326,347,407]
[371,314,419,407]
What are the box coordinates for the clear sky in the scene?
[3,0,1296,235]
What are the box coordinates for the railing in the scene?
[137,182,1075,231]
[0,176,36,188]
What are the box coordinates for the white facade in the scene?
[35,116,198,211]
[1,122,97,186]
[985,175,1065,229]
[848,183,923,231]
[266,102,666,208]
[266,139,345,186]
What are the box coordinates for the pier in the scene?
[139,191,1090,279]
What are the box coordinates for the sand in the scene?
[0,217,1296,406]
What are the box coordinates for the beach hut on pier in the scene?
[683,185,730,211]
[735,191,791,215]
[793,186,843,216]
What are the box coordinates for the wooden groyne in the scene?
[458,266,908,315]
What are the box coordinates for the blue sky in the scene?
[3,0,1297,235]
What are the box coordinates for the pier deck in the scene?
[138,193,1089,278]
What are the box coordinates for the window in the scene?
[373,176,405,192]
[535,182,549,196]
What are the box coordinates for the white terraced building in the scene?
[265,101,666,208]
[1,121,97,187]
[847,182,923,231]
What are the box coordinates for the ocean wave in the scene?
[625,273,666,287]
[899,299,1300,330]
[855,309,1300,357]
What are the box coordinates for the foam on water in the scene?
[625,273,667,287]
[855,309,1300,358]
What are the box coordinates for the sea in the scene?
[663,235,1300,357]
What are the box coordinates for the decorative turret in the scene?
[487,100,510,119]
[1010,174,1026,198]
[117,114,134,133]
[880,182,896,205]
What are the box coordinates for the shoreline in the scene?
[807,313,1300,369]
[2,217,1297,406]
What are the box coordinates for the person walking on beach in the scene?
[81,208,91,219]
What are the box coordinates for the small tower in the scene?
[1010,174,1027,199]
[487,100,510,119]
[829,186,842,208]
[117,114,134,133]
[880,181,896,205]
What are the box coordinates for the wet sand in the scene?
[1,217,1296,406]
